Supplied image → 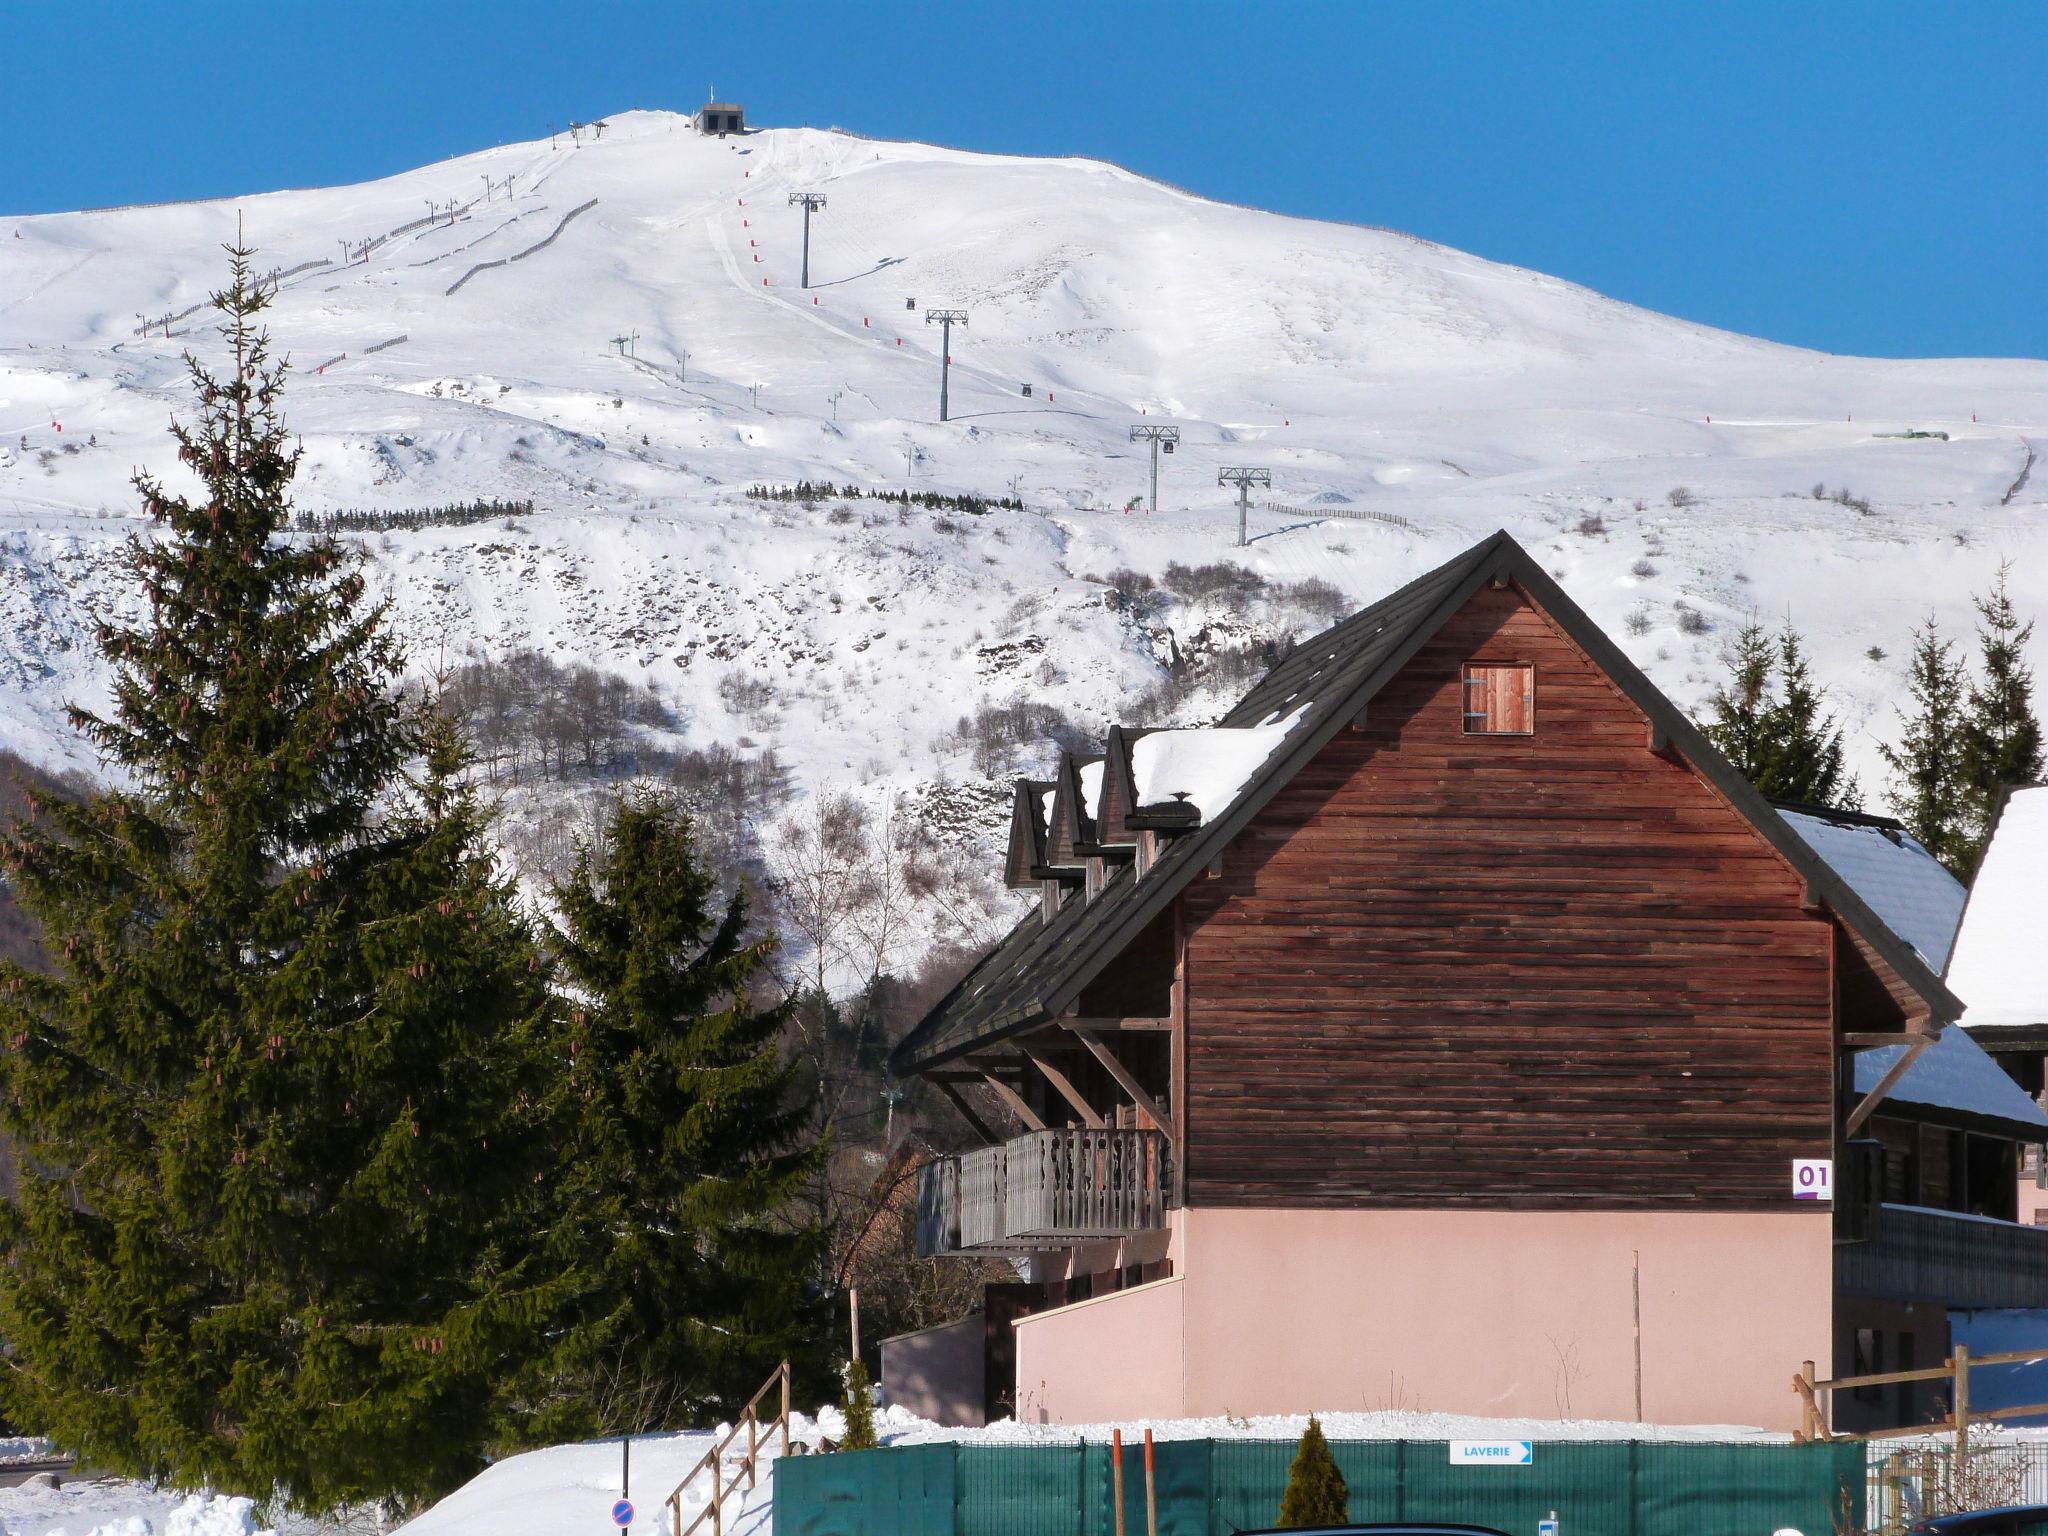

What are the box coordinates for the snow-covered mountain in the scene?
[3,109,2044,923]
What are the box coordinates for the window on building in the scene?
[1852,1329,1885,1402]
[1462,663,1535,735]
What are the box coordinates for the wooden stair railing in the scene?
[665,1360,792,1536]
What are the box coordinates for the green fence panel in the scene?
[1394,1441,1635,1534]
[957,1442,1083,1536]
[1634,1441,1864,1536]
[1331,1441,1408,1524]
[1078,1438,1215,1536]
[774,1435,1867,1536]
[1204,1438,1294,1534]
[772,1441,957,1536]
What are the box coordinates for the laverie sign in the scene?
[1449,1440,1534,1465]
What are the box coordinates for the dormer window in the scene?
[1463,663,1534,735]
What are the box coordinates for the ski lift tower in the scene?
[1218,466,1271,547]
[1130,423,1181,514]
[788,192,827,288]
[925,308,969,422]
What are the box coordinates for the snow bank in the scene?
[0,1490,278,1536]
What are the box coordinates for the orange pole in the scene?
[1112,1429,1125,1536]
[1144,1428,1157,1536]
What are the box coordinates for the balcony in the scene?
[1838,1203,2048,1310]
[916,1128,1171,1257]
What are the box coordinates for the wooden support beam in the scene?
[1024,1049,1105,1128]
[1844,1034,1931,1137]
[1064,1015,1174,1032]
[934,1080,1001,1147]
[1065,1024,1177,1146]
[1843,1032,1918,1050]
[980,1072,1046,1132]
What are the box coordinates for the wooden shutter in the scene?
[1461,663,1534,734]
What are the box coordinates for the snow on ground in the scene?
[4,107,2046,974]
[0,1484,318,1536]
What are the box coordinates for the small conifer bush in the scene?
[1276,1416,1348,1527]
[840,1359,878,1451]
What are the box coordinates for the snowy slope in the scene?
[4,110,2045,941]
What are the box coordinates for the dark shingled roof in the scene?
[889,530,1962,1075]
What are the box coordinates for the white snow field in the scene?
[2,108,2045,941]
[0,1484,302,1536]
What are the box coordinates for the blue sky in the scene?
[4,1,2043,360]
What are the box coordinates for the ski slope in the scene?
[3,109,2044,933]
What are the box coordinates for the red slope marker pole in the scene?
[1144,1429,1157,1536]
[1112,1430,1126,1536]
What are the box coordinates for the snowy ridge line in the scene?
[807,122,1443,250]
[1263,500,1414,530]
[445,199,598,296]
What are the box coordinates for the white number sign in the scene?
[1793,1158,1833,1201]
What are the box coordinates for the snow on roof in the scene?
[1077,759,1105,823]
[1856,1025,2048,1134]
[1129,709,1307,824]
[1948,787,2048,1030]
[1779,807,1966,969]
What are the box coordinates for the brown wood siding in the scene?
[1181,583,1836,1210]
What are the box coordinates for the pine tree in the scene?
[1700,620,1859,810]
[1879,619,1974,874]
[530,789,825,1440]
[1960,562,2044,859]
[0,250,559,1513]
[1276,1416,1348,1527]
[1766,627,1861,810]
[1702,621,1778,783]
[839,1358,878,1451]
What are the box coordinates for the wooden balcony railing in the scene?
[1838,1203,2048,1311]
[915,1129,1170,1257]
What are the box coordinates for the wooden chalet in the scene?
[885,531,2048,1434]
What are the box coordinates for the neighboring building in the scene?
[698,101,745,135]
[1949,785,2048,1223]
[888,531,2048,1434]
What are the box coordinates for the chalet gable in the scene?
[890,531,1963,1075]
[1002,779,1055,890]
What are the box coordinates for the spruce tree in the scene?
[1702,621,1778,783]
[1276,1416,1348,1527]
[1879,619,1974,874]
[1960,562,2044,857]
[1767,627,1861,810]
[531,789,825,1439]
[1700,620,1859,810]
[0,250,558,1512]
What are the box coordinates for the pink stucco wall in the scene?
[1012,1207,1832,1432]
[1013,1276,1186,1425]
